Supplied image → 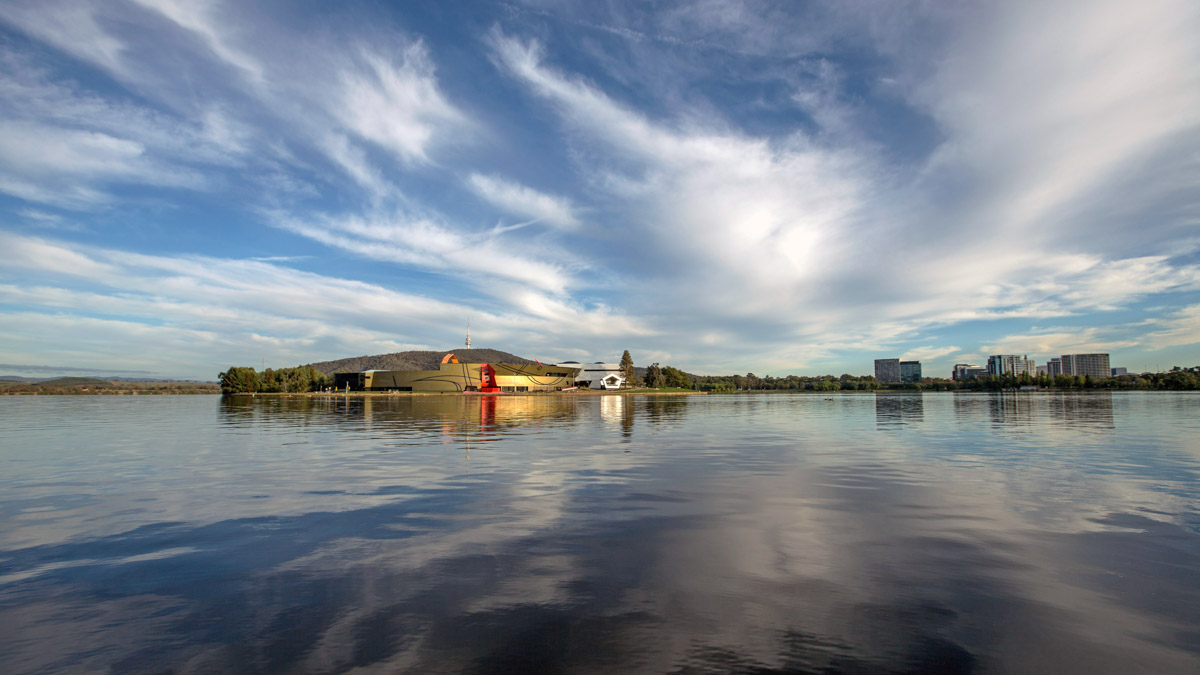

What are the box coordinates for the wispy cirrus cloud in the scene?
[0,231,646,378]
[488,31,869,314]
[0,0,470,208]
[467,173,582,230]
[486,17,1200,374]
[269,210,576,296]
[0,1,1198,377]
[1141,304,1200,350]
[981,328,1141,359]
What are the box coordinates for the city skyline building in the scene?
[1061,353,1111,379]
[952,363,987,381]
[987,354,1035,377]
[900,361,922,383]
[874,358,901,384]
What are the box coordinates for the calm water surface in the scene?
[1,392,1198,673]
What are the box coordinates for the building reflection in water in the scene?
[219,394,585,443]
[874,393,924,429]
[1047,390,1115,429]
[599,395,636,439]
[219,393,701,448]
[948,391,1115,431]
[988,393,1035,428]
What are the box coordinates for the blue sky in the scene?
[1,0,1198,380]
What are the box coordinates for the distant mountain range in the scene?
[0,376,211,384]
[0,376,112,386]
[306,349,538,375]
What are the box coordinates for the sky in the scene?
[1,0,1198,381]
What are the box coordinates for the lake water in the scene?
[1,392,1198,673]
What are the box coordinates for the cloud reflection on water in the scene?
[0,393,1198,673]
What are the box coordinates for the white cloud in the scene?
[0,232,647,377]
[981,328,1139,358]
[0,50,251,206]
[467,173,582,229]
[914,0,1200,244]
[0,3,468,207]
[1142,304,1200,349]
[486,24,1200,374]
[129,0,264,81]
[0,1,128,80]
[0,121,193,185]
[1,2,1197,375]
[489,31,869,320]
[331,44,467,165]
[270,211,574,296]
[900,345,960,362]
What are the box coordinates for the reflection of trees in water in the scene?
[639,396,690,424]
[875,394,924,428]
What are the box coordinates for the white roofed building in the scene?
[561,361,625,389]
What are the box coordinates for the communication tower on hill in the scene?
[465,318,471,349]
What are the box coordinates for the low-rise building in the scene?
[334,354,579,392]
[561,361,625,389]
[952,363,986,381]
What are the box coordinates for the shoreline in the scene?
[229,389,708,398]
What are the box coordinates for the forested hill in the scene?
[306,349,538,375]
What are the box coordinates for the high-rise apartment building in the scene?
[900,361,922,383]
[1046,357,1063,377]
[874,358,901,384]
[1060,353,1111,379]
[987,354,1035,377]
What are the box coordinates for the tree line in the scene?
[221,356,1200,395]
[617,350,1200,392]
[218,366,330,395]
[687,371,1198,392]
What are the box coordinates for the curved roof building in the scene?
[334,354,579,392]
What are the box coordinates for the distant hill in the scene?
[0,375,207,383]
[307,349,539,375]
[32,377,111,386]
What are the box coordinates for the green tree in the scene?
[620,350,637,387]
[662,365,690,388]
[218,366,260,394]
[644,363,665,388]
